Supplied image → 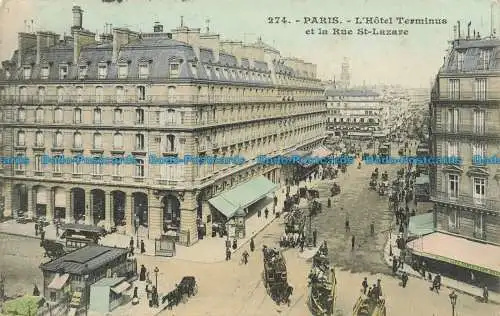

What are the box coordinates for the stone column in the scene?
[105,191,112,231]
[126,193,133,234]
[180,191,198,246]
[46,188,53,221]
[3,182,12,218]
[202,199,212,238]
[85,190,92,225]
[148,192,162,240]
[66,190,74,223]
[26,186,33,218]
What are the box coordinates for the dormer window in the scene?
[78,65,88,79]
[169,63,180,77]
[214,68,220,79]
[480,49,491,70]
[457,51,464,70]
[191,64,198,77]
[98,64,107,79]
[41,66,49,79]
[139,64,149,79]
[23,66,32,79]
[59,65,68,79]
[118,64,128,79]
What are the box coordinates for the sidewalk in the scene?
[0,183,297,263]
[383,229,500,304]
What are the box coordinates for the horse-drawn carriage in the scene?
[263,246,292,305]
[41,239,66,259]
[310,199,322,216]
[330,183,341,197]
[284,208,305,234]
[381,172,389,182]
[162,276,198,310]
[308,242,336,316]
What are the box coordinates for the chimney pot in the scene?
[72,6,83,30]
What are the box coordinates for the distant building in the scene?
[325,88,387,139]
[339,57,350,89]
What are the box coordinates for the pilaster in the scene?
[85,190,92,225]
[27,186,33,218]
[126,193,133,234]
[202,199,212,238]
[3,181,12,217]
[105,191,112,231]
[46,189,53,221]
[66,190,74,223]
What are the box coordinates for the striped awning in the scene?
[48,273,70,290]
[111,281,131,294]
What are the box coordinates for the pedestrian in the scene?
[312,229,317,247]
[130,237,134,249]
[398,255,404,269]
[367,286,372,297]
[392,256,398,274]
[232,238,237,250]
[327,198,331,208]
[401,272,408,288]
[362,277,368,294]
[40,230,45,243]
[483,285,488,303]
[34,222,39,236]
[258,209,262,218]
[300,238,304,252]
[250,237,255,252]
[225,247,231,261]
[33,284,40,296]
[139,264,146,281]
[152,286,159,307]
[370,221,375,236]
[56,223,60,237]
[264,208,269,219]
[242,250,249,265]
[140,239,146,254]
[351,235,355,250]
[345,217,350,232]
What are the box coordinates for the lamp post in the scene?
[449,290,457,316]
[389,223,393,257]
[83,274,89,316]
[154,266,159,289]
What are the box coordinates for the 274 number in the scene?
[267,17,289,24]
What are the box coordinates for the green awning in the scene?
[408,213,434,236]
[208,176,278,218]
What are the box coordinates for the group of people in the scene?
[361,278,384,301]
[280,232,305,249]
[129,237,146,256]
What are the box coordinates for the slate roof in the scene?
[443,38,500,72]
[325,89,380,97]
[40,245,128,275]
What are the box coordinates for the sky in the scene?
[0,0,496,87]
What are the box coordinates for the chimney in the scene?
[72,6,83,31]
[171,26,201,60]
[453,25,457,40]
[153,22,163,33]
[199,33,220,62]
[467,21,471,39]
[36,32,59,64]
[112,28,140,63]
[17,32,37,66]
[457,21,461,38]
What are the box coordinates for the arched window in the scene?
[166,134,175,152]
[167,86,176,103]
[54,107,63,123]
[17,107,26,122]
[36,87,45,103]
[56,86,64,103]
[17,131,25,146]
[116,86,124,102]
[93,132,102,149]
[93,107,102,124]
[73,132,82,148]
[113,132,123,149]
[166,109,176,124]
[114,108,123,123]
[74,108,82,123]
[95,86,103,103]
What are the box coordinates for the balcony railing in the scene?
[434,123,499,137]
[430,190,500,211]
[432,92,490,102]
[0,94,325,105]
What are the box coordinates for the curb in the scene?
[0,230,40,240]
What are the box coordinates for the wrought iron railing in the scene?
[430,190,500,211]
[433,123,500,137]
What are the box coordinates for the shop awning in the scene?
[48,273,70,290]
[408,213,434,237]
[407,232,500,277]
[110,281,131,294]
[209,176,277,218]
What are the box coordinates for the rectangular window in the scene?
[139,64,149,79]
[480,50,491,70]
[17,131,25,146]
[473,178,486,205]
[457,52,464,70]
[116,87,125,102]
[448,174,459,199]
[135,159,145,177]
[474,213,484,237]
[118,65,128,79]
[135,109,144,124]
[135,134,144,150]
[473,110,485,135]
[113,162,122,176]
[34,155,43,172]
[137,86,146,101]
[114,109,123,123]
[98,64,107,79]
[74,109,82,124]
[447,141,458,157]
[169,63,179,77]
[40,67,49,79]
[472,143,486,160]
[59,65,68,80]
[474,78,487,101]
[15,153,25,171]
[92,156,102,175]
[447,108,459,132]
[78,65,88,79]
[53,156,62,173]
[23,66,31,79]
[73,161,83,174]
[448,209,459,229]
[448,79,460,99]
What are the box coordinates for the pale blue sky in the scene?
[0,0,495,87]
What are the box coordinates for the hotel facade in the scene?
[0,6,326,245]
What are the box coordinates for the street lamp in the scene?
[83,274,89,316]
[154,267,159,289]
[449,291,457,316]
[389,223,393,257]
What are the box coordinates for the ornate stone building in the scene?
[0,6,326,245]
[430,33,500,244]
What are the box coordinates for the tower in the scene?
[340,57,350,89]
